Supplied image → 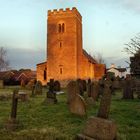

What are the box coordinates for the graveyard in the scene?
[0,84,140,140]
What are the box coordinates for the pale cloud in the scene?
[122,0,140,12]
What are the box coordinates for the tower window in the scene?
[58,23,65,33]
[58,24,61,33]
[60,42,62,48]
[60,68,63,74]
[62,23,65,33]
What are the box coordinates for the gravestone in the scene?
[20,79,25,88]
[69,94,86,116]
[77,78,117,140]
[77,79,84,96]
[34,81,43,95]
[91,81,99,101]
[18,91,29,102]
[67,81,79,104]
[67,81,86,116]
[82,80,87,92]
[122,76,134,99]
[26,79,36,90]
[54,80,61,92]
[87,79,92,97]
[0,80,4,88]
[44,79,57,104]
[5,89,19,131]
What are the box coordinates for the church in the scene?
[36,7,105,86]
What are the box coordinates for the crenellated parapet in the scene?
[48,7,82,21]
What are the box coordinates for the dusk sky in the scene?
[0,0,140,70]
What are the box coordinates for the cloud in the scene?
[120,0,140,13]
[7,47,45,70]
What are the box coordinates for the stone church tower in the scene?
[37,7,105,86]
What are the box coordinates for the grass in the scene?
[0,87,140,140]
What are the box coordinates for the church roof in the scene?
[36,61,47,66]
[83,49,97,64]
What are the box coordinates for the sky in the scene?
[0,0,140,70]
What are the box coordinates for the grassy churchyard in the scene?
[0,86,140,140]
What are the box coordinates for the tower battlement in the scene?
[48,7,82,21]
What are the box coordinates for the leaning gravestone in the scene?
[67,81,86,116]
[77,78,117,140]
[44,79,57,104]
[34,81,43,95]
[5,89,19,131]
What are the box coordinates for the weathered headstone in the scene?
[26,79,36,90]
[77,78,117,140]
[5,89,19,131]
[34,81,43,95]
[87,79,92,97]
[69,94,86,116]
[91,81,99,101]
[122,76,134,99]
[67,81,79,104]
[77,79,84,96]
[82,80,87,92]
[20,79,26,88]
[18,91,29,102]
[67,81,86,116]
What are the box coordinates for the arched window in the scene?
[58,23,65,33]
[60,42,62,48]
[60,68,63,74]
[62,23,65,33]
[58,24,61,33]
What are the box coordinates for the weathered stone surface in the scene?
[122,76,134,99]
[18,91,29,102]
[20,79,25,87]
[77,79,84,96]
[81,116,117,140]
[69,94,86,116]
[97,79,112,119]
[0,80,4,88]
[54,80,61,92]
[11,89,18,120]
[86,97,95,106]
[87,79,92,97]
[34,81,43,95]
[26,79,36,89]
[67,81,79,104]
[44,79,58,104]
[91,81,99,101]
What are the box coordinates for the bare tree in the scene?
[0,47,9,71]
[92,52,105,64]
[124,33,140,55]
